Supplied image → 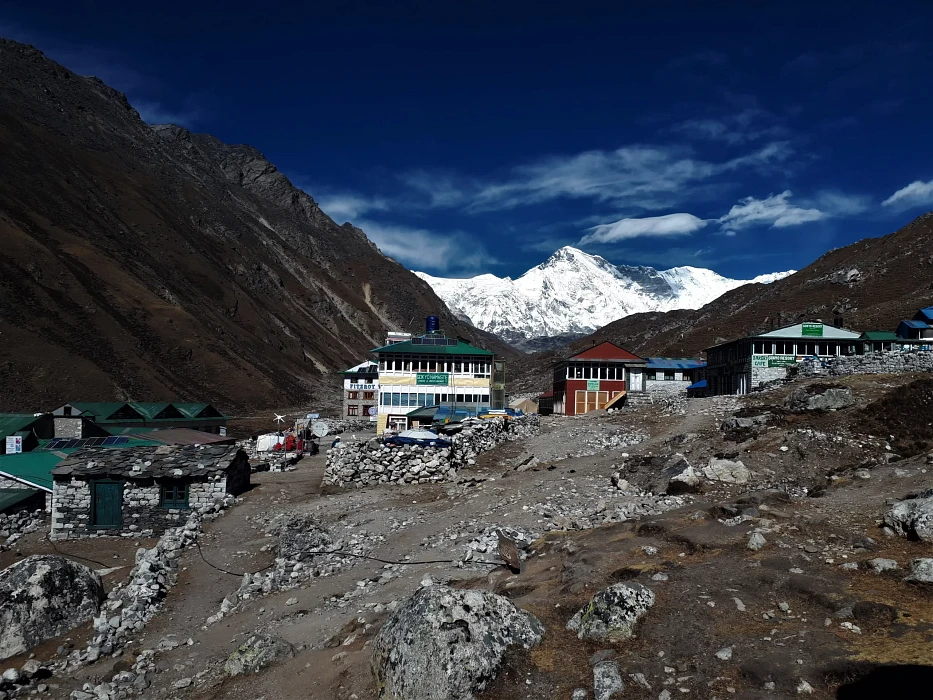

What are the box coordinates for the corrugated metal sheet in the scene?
[0,414,39,440]
[645,357,706,370]
[899,320,930,329]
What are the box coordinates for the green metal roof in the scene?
[861,331,899,341]
[0,488,42,512]
[0,414,40,440]
[68,402,131,420]
[1,438,164,491]
[0,452,62,491]
[128,402,173,419]
[371,338,493,356]
[173,403,208,418]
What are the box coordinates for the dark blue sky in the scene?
[3,1,933,278]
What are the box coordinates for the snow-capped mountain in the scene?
[415,246,794,350]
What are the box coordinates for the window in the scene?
[392,393,401,406]
[664,371,675,381]
[347,391,360,400]
[574,366,583,379]
[363,391,375,400]
[454,361,462,373]
[347,405,360,416]
[161,483,189,510]
[456,394,464,403]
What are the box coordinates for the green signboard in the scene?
[801,323,824,337]
[586,379,600,391]
[416,372,449,386]
[753,355,798,368]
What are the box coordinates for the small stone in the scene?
[868,558,899,574]
[747,532,767,551]
[854,469,871,480]
[797,679,814,694]
[593,660,625,700]
[778,602,791,613]
[173,678,192,689]
[715,646,733,661]
[651,572,669,582]
[572,690,589,700]
[285,597,298,606]
[659,691,672,700]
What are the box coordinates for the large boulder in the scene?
[372,585,544,700]
[0,555,105,660]
[566,582,655,642]
[650,454,701,495]
[785,385,853,412]
[905,558,933,584]
[224,634,296,675]
[883,493,933,542]
[703,457,751,485]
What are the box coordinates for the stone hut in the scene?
[50,444,250,539]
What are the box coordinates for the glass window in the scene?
[347,405,359,416]
[347,391,359,400]
[391,393,400,406]
[665,371,675,381]
[454,361,462,373]
[161,483,189,510]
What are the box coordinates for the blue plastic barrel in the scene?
[426,315,440,333]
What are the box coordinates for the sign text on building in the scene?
[753,355,797,368]
[416,372,449,386]
[4,435,22,454]
[801,323,824,337]
[586,379,600,391]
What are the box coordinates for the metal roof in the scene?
[0,414,40,440]
[141,429,236,446]
[645,357,706,370]
[915,307,933,321]
[66,402,129,419]
[0,488,42,512]
[899,320,930,329]
[861,331,899,340]
[372,337,493,356]
[0,452,63,491]
[687,380,707,390]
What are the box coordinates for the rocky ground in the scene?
[3,374,933,699]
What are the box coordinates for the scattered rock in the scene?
[371,585,543,700]
[883,494,933,542]
[224,634,296,676]
[592,660,625,700]
[905,558,933,584]
[703,458,750,484]
[715,646,733,661]
[868,558,899,574]
[747,532,767,551]
[567,583,655,642]
[786,385,853,412]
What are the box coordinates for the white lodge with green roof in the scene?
[371,327,504,434]
[704,322,862,396]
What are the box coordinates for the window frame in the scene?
[160,482,189,510]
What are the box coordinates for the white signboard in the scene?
[5,436,22,454]
[218,426,227,437]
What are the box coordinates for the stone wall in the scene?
[796,350,933,378]
[323,416,540,488]
[51,476,228,540]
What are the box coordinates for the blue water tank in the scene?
[426,315,440,333]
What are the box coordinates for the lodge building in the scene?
[339,360,379,419]
[551,342,647,416]
[371,321,504,434]
[704,322,862,395]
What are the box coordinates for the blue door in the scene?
[92,481,122,529]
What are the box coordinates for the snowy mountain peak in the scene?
[415,251,794,351]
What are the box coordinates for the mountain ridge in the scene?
[0,38,514,413]
[417,246,793,350]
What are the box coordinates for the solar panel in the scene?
[102,437,117,445]
[116,437,128,445]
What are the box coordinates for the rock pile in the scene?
[323,416,539,487]
[0,509,45,551]
[0,556,105,661]
[371,585,544,700]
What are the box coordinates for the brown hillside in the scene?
[0,39,516,413]
[511,213,933,393]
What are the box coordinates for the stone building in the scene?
[704,322,862,395]
[50,444,249,539]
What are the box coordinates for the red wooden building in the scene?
[552,342,647,416]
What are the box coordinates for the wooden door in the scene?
[92,481,122,529]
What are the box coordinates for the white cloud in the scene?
[882,179,933,208]
[718,191,823,232]
[672,109,789,145]
[357,219,492,275]
[580,213,708,244]
[315,192,390,221]
[814,190,871,216]
[391,141,793,215]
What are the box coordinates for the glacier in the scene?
[416,246,794,350]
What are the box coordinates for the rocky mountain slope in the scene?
[417,246,792,350]
[0,38,514,412]
[509,213,933,394]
